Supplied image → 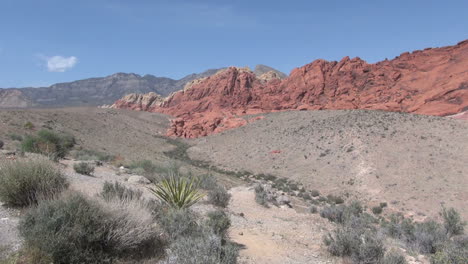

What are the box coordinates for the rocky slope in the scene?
[112,40,468,138]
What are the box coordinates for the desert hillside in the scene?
[188,110,468,219]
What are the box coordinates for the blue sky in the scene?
[0,0,467,88]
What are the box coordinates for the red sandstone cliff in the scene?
[112,40,468,138]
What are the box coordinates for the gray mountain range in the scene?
[0,65,286,108]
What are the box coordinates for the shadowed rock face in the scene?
[114,40,468,138]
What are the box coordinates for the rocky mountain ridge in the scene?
[112,40,468,138]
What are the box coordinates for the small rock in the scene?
[128,175,151,184]
[238,232,243,236]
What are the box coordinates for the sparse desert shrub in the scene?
[206,210,231,237]
[166,233,238,264]
[129,160,159,176]
[310,189,320,197]
[412,220,447,254]
[21,129,75,159]
[0,140,3,149]
[382,250,407,264]
[320,201,363,225]
[72,149,115,162]
[24,121,34,130]
[327,194,344,204]
[19,192,163,264]
[324,227,385,264]
[310,205,318,214]
[254,184,269,207]
[100,181,142,201]
[198,173,218,190]
[431,236,468,264]
[372,206,383,215]
[149,176,204,209]
[158,208,200,241]
[99,197,163,256]
[441,207,465,237]
[0,158,68,207]
[208,185,231,208]
[19,193,111,263]
[73,162,95,176]
[8,133,23,141]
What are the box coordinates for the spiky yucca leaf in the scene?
[149,176,204,209]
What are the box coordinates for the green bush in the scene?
[441,207,465,237]
[24,121,34,130]
[0,158,68,207]
[206,210,231,237]
[19,192,162,264]
[21,129,75,159]
[73,162,95,176]
[208,185,231,208]
[100,181,142,201]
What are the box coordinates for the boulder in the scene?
[127,175,151,184]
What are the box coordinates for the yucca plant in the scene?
[149,176,204,209]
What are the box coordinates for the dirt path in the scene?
[228,186,339,264]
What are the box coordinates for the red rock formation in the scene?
[113,40,468,138]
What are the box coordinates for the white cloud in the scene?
[42,55,78,72]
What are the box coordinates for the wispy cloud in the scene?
[38,55,78,72]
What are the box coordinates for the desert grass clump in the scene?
[149,176,204,209]
[0,158,68,207]
[208,185,231,208]
[21,129,75,159]
[100,181,143,201]
[73,162,95,176]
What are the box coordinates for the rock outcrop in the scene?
[112,40,468,138]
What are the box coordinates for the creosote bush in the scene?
[19,192,163,264]
[21,129,75,160]
[0,158,68,207]
[73,162,95,176]
[72,149,115,162]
